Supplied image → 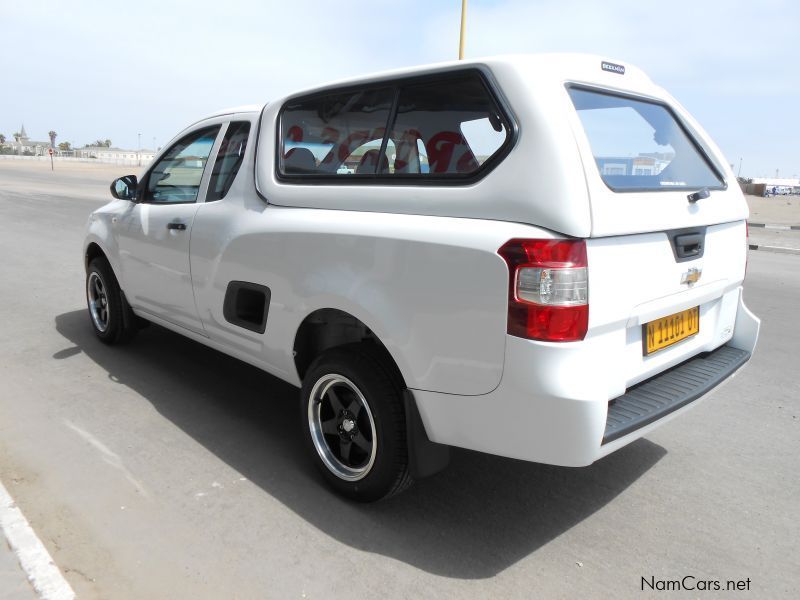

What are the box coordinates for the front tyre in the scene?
[301,345,413,502]
[86,257,138,344]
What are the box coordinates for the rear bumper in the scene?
[411,291,759,466]
[602,345,750,444]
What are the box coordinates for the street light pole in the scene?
[138,132,142,167]
[737,157,743,178]
[459,0,467,60]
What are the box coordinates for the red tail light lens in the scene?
[498,239,589,342]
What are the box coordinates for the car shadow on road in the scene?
[55,309,665,579]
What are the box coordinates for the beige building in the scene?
[3,124,156,165]
[5,124,53,156]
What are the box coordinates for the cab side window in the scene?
[279,87,395,176]
[277,70,511,182]
[390,75,509,175]
[207,121,251,201]
[143,126,220,203]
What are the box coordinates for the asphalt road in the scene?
[0,162,798,599]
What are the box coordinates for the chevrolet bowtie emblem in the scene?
[681,267,702,286]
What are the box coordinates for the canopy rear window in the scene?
[568,87,724,192]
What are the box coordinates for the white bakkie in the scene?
[84,54,759,501]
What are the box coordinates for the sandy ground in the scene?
[745,194,800,226]
[0,159,146,201]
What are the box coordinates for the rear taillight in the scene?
[498,239,589,342]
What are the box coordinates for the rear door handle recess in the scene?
[675,233,701,256]
[668,227,707,262]
[167,222,187,231]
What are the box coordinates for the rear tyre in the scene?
[86,257,138,344]
[300,344,413,502]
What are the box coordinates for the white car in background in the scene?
[84,54,759,501]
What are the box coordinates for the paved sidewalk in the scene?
[1,537,38,600]
[1,479,75,600]
[748,226,800,255]
[745,193,800,255]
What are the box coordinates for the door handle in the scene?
[167,222,187,231]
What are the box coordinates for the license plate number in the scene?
[643,306,699,355]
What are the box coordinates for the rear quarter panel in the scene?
[190,194,553,395]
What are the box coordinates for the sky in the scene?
[0,0,797,178]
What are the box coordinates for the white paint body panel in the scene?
[115,201,204,333]
[414,290,758,466]
[190,196,543,394]
[84,54,759,467]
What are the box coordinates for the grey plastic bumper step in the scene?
[603,344,751,444]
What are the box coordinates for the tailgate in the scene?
[586,220,747,390]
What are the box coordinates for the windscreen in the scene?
[568,88,723,192]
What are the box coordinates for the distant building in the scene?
[595,153,673,176]
[2,123,156,165]
[6,124,52,156]
[75,146,156,164]
[751,177,800,195]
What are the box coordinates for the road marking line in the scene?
[0,480,76,600]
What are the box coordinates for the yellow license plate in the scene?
[643,306,699,355]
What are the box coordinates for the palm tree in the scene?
[48,130,58,148]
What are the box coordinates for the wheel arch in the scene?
[294,307,450,481]
[292,307,407,388]
[84,238,125,293]
[85,241,107,270]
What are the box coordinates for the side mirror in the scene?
[110,175,138,201]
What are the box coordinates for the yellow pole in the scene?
[459,0,467,60]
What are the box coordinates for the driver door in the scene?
[116,123,222,334]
